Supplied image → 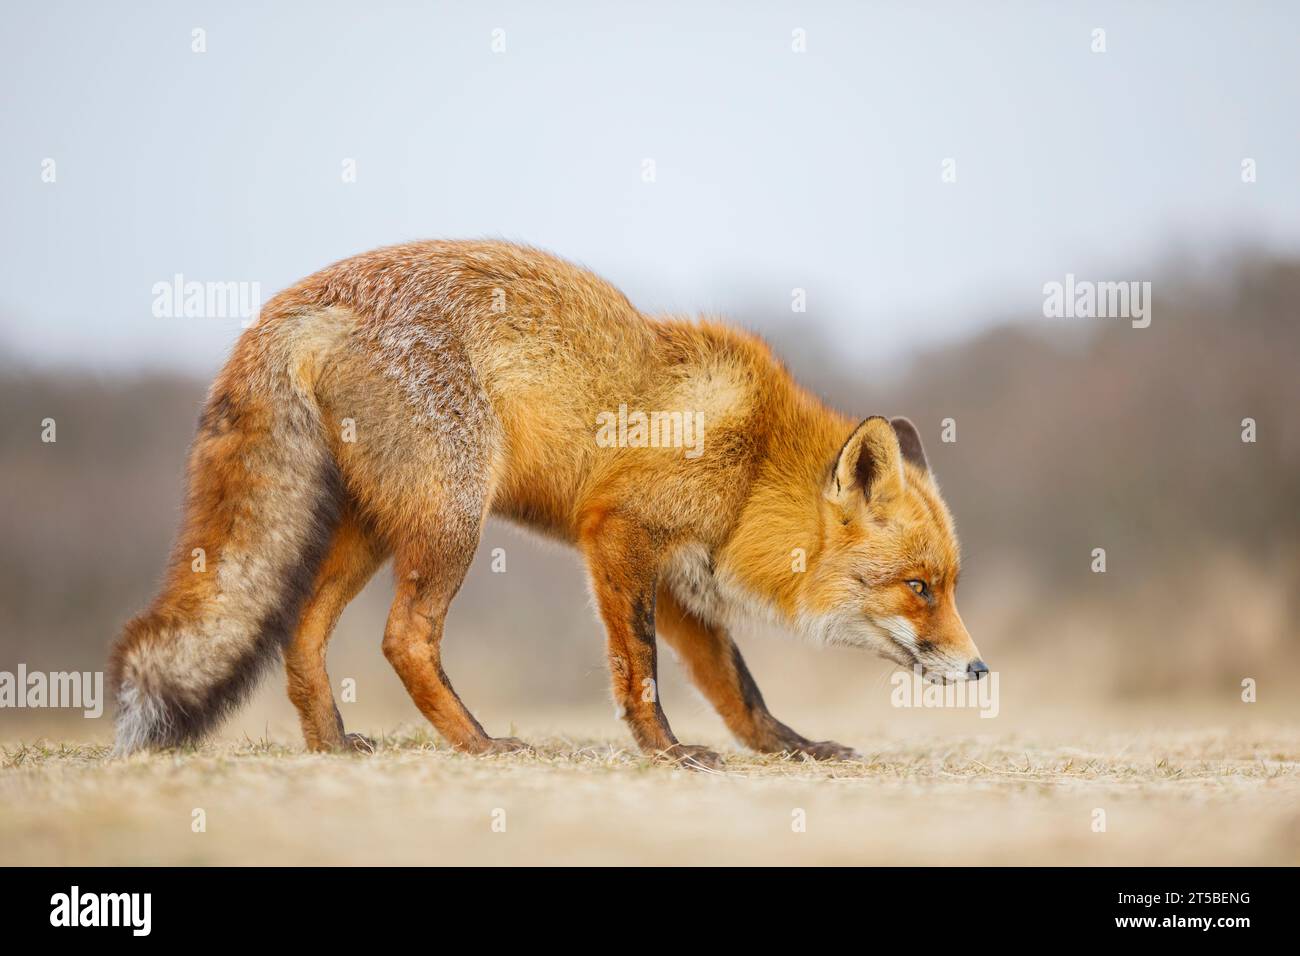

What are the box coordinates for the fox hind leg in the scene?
[380,495,528,755]
[353,424,524,753]
[284,500,388,753]
[317,332,526,755]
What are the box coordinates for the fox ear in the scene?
[827,416,905,509]
[889,417,929,473]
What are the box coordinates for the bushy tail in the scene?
[109,327,343,753]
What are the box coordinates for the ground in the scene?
[3,724,1297,865]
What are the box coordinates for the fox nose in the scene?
[967,659,989,680]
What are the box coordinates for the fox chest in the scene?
[660,541,784,634]
[660,544,727,625]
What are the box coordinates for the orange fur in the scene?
[110,241,982,766]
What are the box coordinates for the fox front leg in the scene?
[580,512,723,771]
[656,584,859,761]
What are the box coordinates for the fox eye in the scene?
[905,579,929,597]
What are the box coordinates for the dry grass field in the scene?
[3,718,1297,866]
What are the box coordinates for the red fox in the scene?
[110,240,985,769]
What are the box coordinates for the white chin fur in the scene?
[795,608,901,656]
[795,611,971,681]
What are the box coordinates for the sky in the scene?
[2,0,1298,374]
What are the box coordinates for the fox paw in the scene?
[659,743,725,772]
[343,732,376,755]
[480,736,532,756]
[789,739,860,761]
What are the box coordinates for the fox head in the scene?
[800,416,985,683]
